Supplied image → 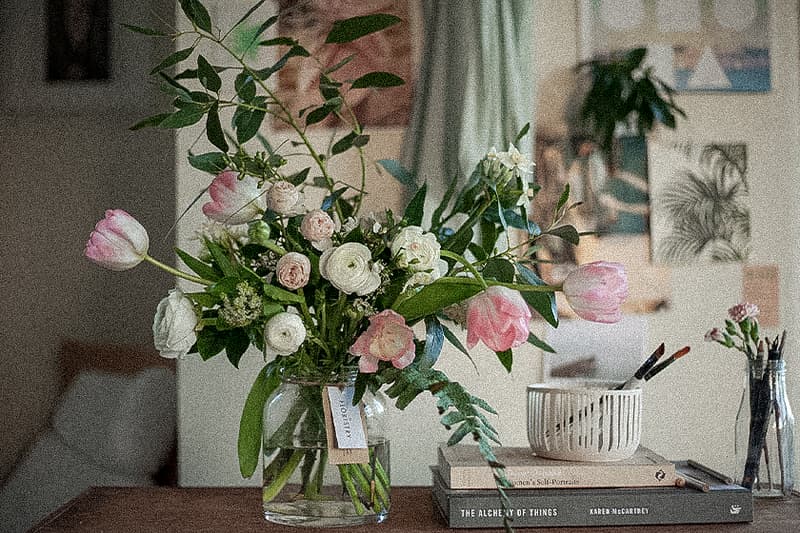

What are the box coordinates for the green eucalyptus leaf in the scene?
[286,167,310,186]
[527,332,555,353]
[150,47,194,75]
[353,134,370,148]
[188,151,228,173]
[196,328,226,360]
[259,36,296,47]
[496,349,513,372]
[420,316,444,369]
[350,71,404,89]
[234,100,267,144]
[404,182,426,226]
[378,159,415,189]
[232,0,268,31]
[225,328,251,368]
[129,113,173,130]
[394,277,482,323]
[331,131,357,155]
[305,106,332,126]
[158,106,205,128]
[325,14,401,44]
[546,225,580,245]
[238,362,281,478]
[556,183,571,214]
[482,258,515,283]
[206,102,228,152]
[179,0,212,33]
[516,263,558,327]
[234,71,256,102]
[175,246,221,281]
[197,55,222,92]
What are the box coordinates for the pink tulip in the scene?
[562,261,627,323]
[202,170,265,225]
[349,310,416,373]
[84,209,149,271]
[466,286,531,352]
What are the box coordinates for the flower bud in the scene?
[247,220,271,247]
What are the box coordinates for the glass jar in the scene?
[261,369,390,526]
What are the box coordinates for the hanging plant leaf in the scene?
[325,14,401,44]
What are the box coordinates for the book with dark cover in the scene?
[431,462,753,528]
[438,444,676,489]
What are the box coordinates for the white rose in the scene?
[391,226,442,277]
[152,288,198,359]
[319,242,381,296]
[267,180,304,215]
[264,312,307,357]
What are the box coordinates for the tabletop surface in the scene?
[32,486,800,532]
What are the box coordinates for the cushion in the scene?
[51,367,176,476]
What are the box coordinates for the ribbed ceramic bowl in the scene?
[526,380,642,462]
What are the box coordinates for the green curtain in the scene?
[401,0,535,222]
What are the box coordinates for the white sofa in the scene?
[0,367,176,532]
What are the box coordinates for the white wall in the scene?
[177,0,800,487]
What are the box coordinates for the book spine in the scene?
[439,462,676,490]
[433,487,753,528]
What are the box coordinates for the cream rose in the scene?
[390,226,442,285]
[152,288,198,359]
[267,180,303,215]
[264,312,307,357]
[276,252,311,290]
[319,242,381,296]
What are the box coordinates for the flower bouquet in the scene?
[85,2,627,528]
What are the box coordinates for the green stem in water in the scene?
[338,465,366,515]
[143,255,213,286]
[262,449,304,503]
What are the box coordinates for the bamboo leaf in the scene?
[122,23,170,36]
[129,113,172,130]
[158,106,205,128]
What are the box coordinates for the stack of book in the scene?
[432,444,753,528]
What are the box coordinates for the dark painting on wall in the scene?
[47,0,110,81]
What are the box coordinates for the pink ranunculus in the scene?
[276,252,311,290]
[349,310,416,373]
[562,261,628,323]
[466,286,531,352]
[728,302,759,323]
[202,170,265,225]
[300,209,336,242]
[84,209,149,271]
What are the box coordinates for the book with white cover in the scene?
[438,444,676,490]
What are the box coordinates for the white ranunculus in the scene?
[391,226,441,280]
[264,312,307,357]
[152,288,198,359]
[319,242,381,296]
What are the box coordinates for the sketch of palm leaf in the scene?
[656,144,749,263]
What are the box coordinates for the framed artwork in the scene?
[648,140,750,264]
[274,0,414,128]
[47,0,110,82]
[579,0,771,92]
[532,134,671,316]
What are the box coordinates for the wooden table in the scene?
[32,486,799,532]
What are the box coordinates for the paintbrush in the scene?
[615,343,666,390]
[643,346,691,381]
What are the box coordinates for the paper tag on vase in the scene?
[322,385,369,464]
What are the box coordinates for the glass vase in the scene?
[736,358,795,497]
[262,369,390,526]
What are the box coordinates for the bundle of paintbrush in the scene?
[616,343,692,390]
